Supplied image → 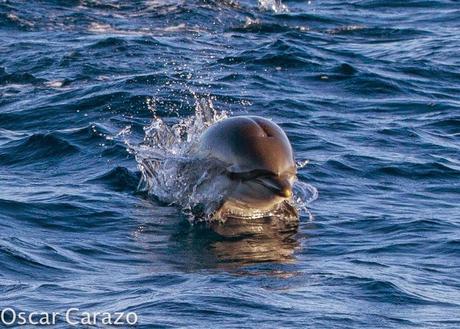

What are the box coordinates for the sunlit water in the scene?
[0,0,459,328]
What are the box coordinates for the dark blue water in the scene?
[1,0,459,327]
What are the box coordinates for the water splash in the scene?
[128,95,316,222]
[258,0,289,13]
[129,96,228,221]
[293,180,318,221]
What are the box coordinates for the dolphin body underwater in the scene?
[194,116,298,220]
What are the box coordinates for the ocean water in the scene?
[1,0,459,328]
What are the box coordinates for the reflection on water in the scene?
[132,198,302,271]
[208,216,299,266]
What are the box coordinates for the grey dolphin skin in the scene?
[197,116,297,219]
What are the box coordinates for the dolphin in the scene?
[195,116,297,220]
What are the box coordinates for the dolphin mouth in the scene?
[227,169,294,199]
[254,176,293,198]
[213,171,297,220]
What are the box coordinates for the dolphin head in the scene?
[198,116,297,218]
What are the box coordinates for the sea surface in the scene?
[1,0,459,328]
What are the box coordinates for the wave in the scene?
[87,166,140,192]
[218,39,321,69]
[0,67,44,85]
[230,18,306,34]
[0,11,34,30]
[0,133,79,166]
[352,0,455,9]
[0,0,459,326]
[328,26,430,40]
[371,161,460,179]
[0,197,122,232]
[0,238,64,273]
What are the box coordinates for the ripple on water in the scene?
[0,0,459,328]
